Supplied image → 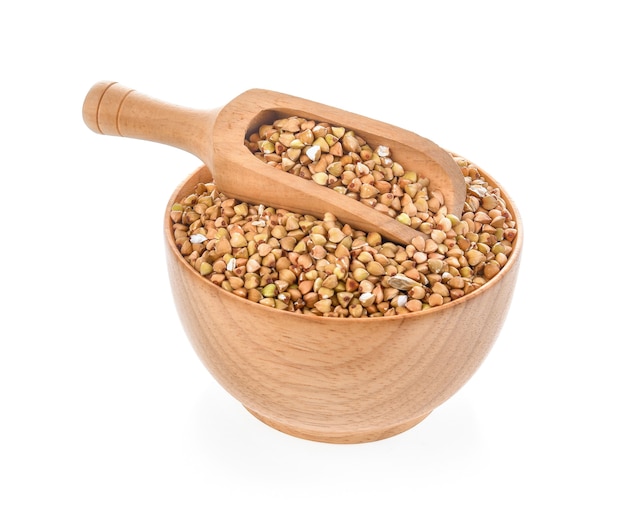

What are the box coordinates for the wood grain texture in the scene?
[83,81,466,245]
[164,164,523,444]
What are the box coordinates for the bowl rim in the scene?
[164,158,523,324]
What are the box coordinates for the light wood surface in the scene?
[83,81,466,245]
[164,164,523,444]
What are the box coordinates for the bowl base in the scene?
[244,407,432,444]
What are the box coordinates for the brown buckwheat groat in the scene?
[171,118,517,317]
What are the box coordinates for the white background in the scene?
[2,1,624,513]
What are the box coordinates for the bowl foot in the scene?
[244,407,432,444]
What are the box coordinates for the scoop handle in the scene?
[82,81,216,164]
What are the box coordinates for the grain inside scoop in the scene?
[82,82,466,245]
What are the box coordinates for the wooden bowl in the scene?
[164,163,523,444]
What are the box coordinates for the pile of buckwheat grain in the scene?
[169,116,517,317]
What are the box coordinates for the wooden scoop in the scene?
[83,81,466,245]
